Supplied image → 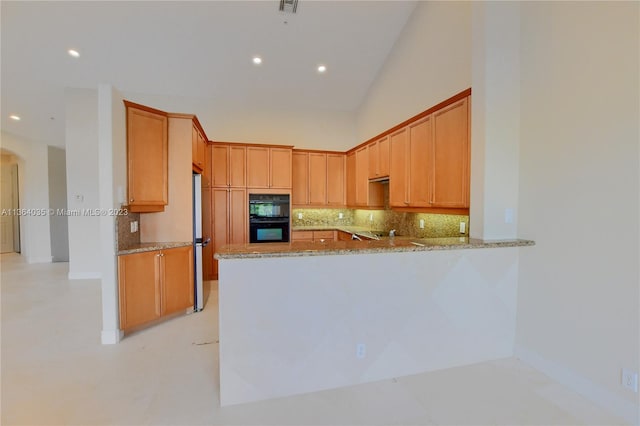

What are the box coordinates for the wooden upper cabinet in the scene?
[246,147,270,188]
[346,152,356,207]
[408,116,432,207]
[270,148,292,189]
[355,146,369,206]
[202,141,211,188]
[308,153,327,205]
[192,124,206,172]
[368,136,390,179]
[431,97,470,208]
[389,127,409,207]
[292,152,309,205]
[125,101,168,212]
[212,143,246,188]
[246,146,292,189]
[292,150,346,207]
[355,146,383,208]
[326,153,345,206]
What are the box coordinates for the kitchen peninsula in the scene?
[215,236,534,406]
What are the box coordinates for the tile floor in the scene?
[1,253,627,425]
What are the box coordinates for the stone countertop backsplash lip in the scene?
[118,241,192,255]
[215,237,535,260]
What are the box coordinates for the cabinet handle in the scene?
[130,198,134,202]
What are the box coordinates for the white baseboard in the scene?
[101,329,123,345]
[515,344,639,425]
[68,271,102,280]
[27,256,52,264]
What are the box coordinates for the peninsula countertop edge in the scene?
[214,237,535,260]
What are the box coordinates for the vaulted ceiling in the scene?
[1,1,417,147]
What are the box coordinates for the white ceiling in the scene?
[1,1,417,147]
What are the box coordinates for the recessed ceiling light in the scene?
[68,49,80,58]
[252,56,262,65]
[317,65,327,73]
[9,115,21,121]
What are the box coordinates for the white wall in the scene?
[355,1,472,142]
[65,88,101,279]
[219,247,519,406]
[0,131,52,263]
[470,2,521,240]
[121,92,357,151]
[98,84,126,344]
[48,146,69,262]
[516,2,639,423]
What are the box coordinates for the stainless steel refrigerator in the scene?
[193,174,209,311]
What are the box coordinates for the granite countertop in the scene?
[215,237,534,260]
[118,241,192,255]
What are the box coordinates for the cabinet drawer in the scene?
[291,231,314,241]
[313,230,335,241]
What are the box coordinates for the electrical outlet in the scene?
[297,212,303,220]
[622,369,638,392]
[419,219,425,229]
[369,213,373,222]
[460,222,466,234]
[505,208,514,224]
[130,221,138,233]
[339,212,343,219]
[356,343,366,359]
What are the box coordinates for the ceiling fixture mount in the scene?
[279,0,298,14]
[252,56,263,65]
[317,65,327,73]
[68,49,80,58]
[10,115,21,121]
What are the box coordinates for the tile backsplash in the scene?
[116,211,140,251]
[292,207,468,238]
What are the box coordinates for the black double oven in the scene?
[249,194,290,243]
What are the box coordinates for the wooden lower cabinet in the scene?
[291,230,336,242]
[118,245,194,331]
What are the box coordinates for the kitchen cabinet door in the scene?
[378,137,390,177]
[308,153,327,205]
[125,103,168,212]
[212,145,230,187]
[212,187,247,278]
[270,148,292,189]
[368,136,390,179]
[346,152,356,207]
[192,125,206,172]
[212,144,246,188]
[246,147,270,188]
[118,250,161,330]
[202,142,211,188]
[229,188,247,244]
[408,116,432,207]
[368,141,379,180]
[292,152,309,205]
[161,246,194,315]
[229,145,246,187]
[389,127,409,207]
[326,153,345,206]
[431,97,470,208]
[202,187,213,280]
[212,188,229,278]
[355,146,368,206]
